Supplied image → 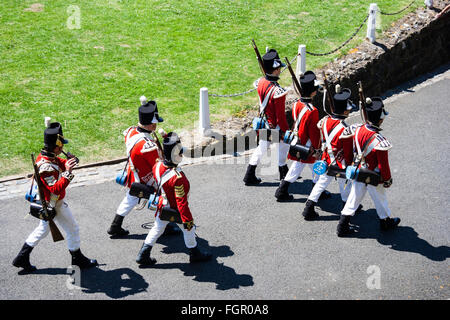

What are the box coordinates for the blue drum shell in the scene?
[115,172,127,186]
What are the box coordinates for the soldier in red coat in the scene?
[274,71,331,202]
[337,97,400,237]
[301,86,356,220]
[243,49,291,185]
[108,97,180,237]
[12,122,97,272]
[136,132,212,265]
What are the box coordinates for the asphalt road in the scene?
[1,70,449,301]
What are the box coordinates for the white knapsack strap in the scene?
[323,118,344,163]
[354,127,378,165]
[259,85,277,115]
[293,104,309,134]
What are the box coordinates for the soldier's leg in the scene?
[337,181,367,237]
[275,161,305,202]
[309,163,331,199]
[277,141,290,180]
[108,191,138,237]
[338,178,352,202]
[367,185,400,230]
[302,174,333,220]
[244,139,270,185]
[182,225,211,263]
[137,215,169,265]
[54,201,98,268]
[13,221,49,271]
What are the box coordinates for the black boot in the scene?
[379,217,401,231]
[312,183,331,200]
[189,245,212,263]
[302,199,319,221]
[342,201,363,214]
[279,165,289,181]
[275,180,294,202]
[70,249,98,269]
[107,214,129,237]
[12,243,37,273]
[162,222,182,236]
[136,243,156,266]
[243,164,261,186]
[336,215,356,237]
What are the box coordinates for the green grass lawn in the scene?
[0,0,420,177]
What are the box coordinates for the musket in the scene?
[31,153,64,242]
[321,71,335,115]
[251,39,265,76]
[357,81,369,124]
[284,57,302,98]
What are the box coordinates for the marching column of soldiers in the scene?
[12,46,400,273]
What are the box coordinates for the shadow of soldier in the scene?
[145,235,254,290]
[32,267,149,299]
[347,209,450,262]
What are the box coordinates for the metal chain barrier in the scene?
[306,13,369,56]
[379,0,417,16]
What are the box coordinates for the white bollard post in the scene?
[366,3,378,43]
[199,87,211,136]
[296,44,306,78]
[424,0,433,8]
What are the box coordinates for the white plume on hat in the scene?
[139,95,147,105]
[44,117,51,128]
[335,84,341,94]
[366,97,372,105]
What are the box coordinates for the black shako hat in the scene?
[299,71,319,96]
[365,97,388,124]
[139,99,164,125]
[333,87,352,114]
[44,122,68,149]
[163,132,183,165]
[262,49,286,74]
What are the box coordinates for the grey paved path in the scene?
[0,67,449,300]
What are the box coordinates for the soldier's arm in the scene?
[376,150,392,186]
[273,88,289,133]
[39,166,72,195]
[308,109,321,149]
[174,176,194,229]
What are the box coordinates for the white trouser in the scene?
[308,174,351,203]
[249,138,290,167]
[116,190,140,217]
[341,181,391,218]
[284,161,319,184]
[25,200,81,251]
[144,214,197,249]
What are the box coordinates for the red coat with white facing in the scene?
[36,152,73,202]
[351,124,392,182]
[256,77,289,132]
[318,116,354,169]
[123,126,161,188]
[287,100,321,164]
[153,161,193,224]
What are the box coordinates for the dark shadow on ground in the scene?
[22,266,149,298]
[345,209,450,261]
[143,236,254,290]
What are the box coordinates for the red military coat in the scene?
[123,126,161,188]
[351,124,392,182]
[153,160,193,224]
[256,76,289,133]
[36,152,73,202]
[287,99,321,164]
[318,116,353,169]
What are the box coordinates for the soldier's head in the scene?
[163,132,184,167]
[44,122,68,155]
[138,96,163,132]
[262,49,285,76]
[365,97,388,129]
[298,71,320,98]
[332,85,354,117]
